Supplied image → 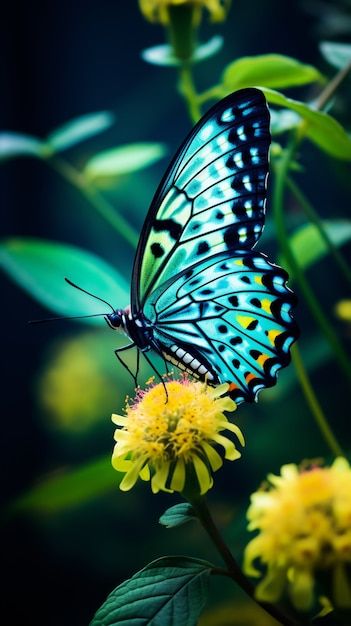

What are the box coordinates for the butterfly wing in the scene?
[131,88,270,315]
[144,251,298,404]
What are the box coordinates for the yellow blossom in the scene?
[111,377,243,495]
[139,0,231,25]
[335,299,351,322]
[244,458,351,612]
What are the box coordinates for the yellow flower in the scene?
[139,0,231,24]
[244,458,351,612]
[335,299,351,322]
[111,377,243,495]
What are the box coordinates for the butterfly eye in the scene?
[105,312,122,329]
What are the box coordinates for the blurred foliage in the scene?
[1,1,351,625]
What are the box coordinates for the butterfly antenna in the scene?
[65,278,115,313]
[28,313,109,324]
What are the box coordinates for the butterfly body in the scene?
[109,88,298,404]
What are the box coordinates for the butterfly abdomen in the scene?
[161,343,219,383]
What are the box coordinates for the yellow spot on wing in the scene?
[237,315,255,329]
[257,354,270,367]
[261,299,272,314]
[268,329,281,345]
[235,259,244,266]
[254,275,263,285]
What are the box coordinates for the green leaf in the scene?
[84,142,167,183]
[222,54,324,91]
[159,503,196,528]
[280,220,351,271]
[141,44,180,67]
[0,132,49,160]
[320,41,351,69]
[10,455,118,515]
[90,556,212,626]
[47,111,115,152]
[261,88,351,160]
[141,36,223,67]
[0,238,129,323]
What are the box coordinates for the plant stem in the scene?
[314,60,351,111]
[286,176,351,287]
[178,64,202,124]
[291,344,344,457]
[190,496,298,626]
[48,156,139,248]
[272,135,351,384]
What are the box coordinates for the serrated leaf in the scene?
[141,36,223,67]
[47,111,115,152]
[84,142,167,183]
[159,503,196,528]
[261,88,351,160]
[320,41,351,69]
[222,54,324,91]
[90,556,212,626]
[0,132,49,160]
[281,220,351,271]
[0,238,129,323]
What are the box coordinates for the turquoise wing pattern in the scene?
[131,88,270,311]
[130,88,298,403]
[143,251,298,404]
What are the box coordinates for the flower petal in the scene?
[151,460,172,493]
[201,441,223,471]
[119,456,147,492]
[111,413,126,426]
[288,567,314,611]
[170,457,186,492]
[213,433,241,460]
[192,454,212,495]
[256,564,287,603]
[219,420,245,446]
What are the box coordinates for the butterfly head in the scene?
[105,309,126,330]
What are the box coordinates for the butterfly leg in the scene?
[114,343,139,388]
[142,349,169,403]
[135,347,140,387]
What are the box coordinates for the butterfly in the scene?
[105,88,298,404]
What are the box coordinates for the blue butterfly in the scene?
[105,88,298,404]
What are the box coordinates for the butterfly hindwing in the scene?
[144,251,298,404]
[132,88,270,313]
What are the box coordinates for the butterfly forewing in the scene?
[144,251,298,404]
[132,88,270,312]
[127,88,298,402]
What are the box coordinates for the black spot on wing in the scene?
[154,219,182,241]
[151,243,164,258]
[197,241,210,255]
[230,336,242,345]
[228,295,239,307]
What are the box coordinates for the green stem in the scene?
[291,344,344,457]
[48,156,139,249]
[286,176,351,287]
[189,496,298,626]
[313,60,351,111]
[272,135,351,384]
[178,64,202,124]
